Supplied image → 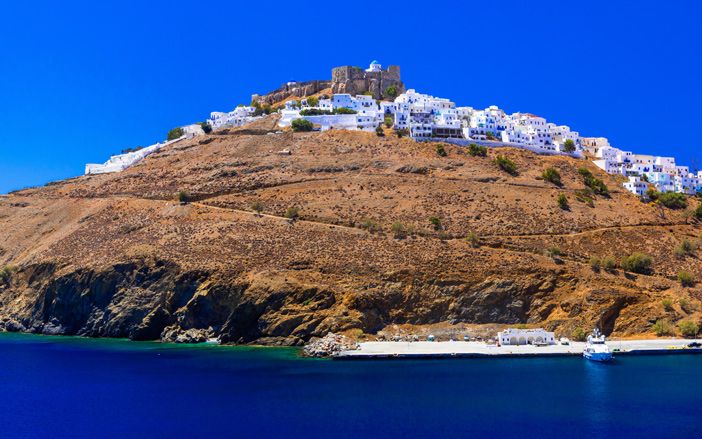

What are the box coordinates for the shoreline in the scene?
[335,339,702,360]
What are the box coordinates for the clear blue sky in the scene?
[1,0,701,194]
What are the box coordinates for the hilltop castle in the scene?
[251,61,405,105]
[331,61,404,100]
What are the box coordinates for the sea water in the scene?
[0,333,700,438]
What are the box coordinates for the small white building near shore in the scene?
[497,328,556,346]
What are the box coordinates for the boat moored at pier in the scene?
[583,329,613,362]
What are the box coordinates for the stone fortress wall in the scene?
[331,65,404,100]
[252,62,405,105]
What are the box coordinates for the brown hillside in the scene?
[1,115,701,344]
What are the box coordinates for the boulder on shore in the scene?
[303,333,357,358]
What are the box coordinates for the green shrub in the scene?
[391,222,407,239]
[662,298,674,311]
[385,85,398,98]
[674,239,696,258]
[620,252,653,274]
[291,119,314,132]
[589,257,601,271]
[574,189,595,207]
[333,107,357,115]
[376,126,385,137]
[678,320,699,337]
[429,216,442,231]
[601,256,617,271]
[679,298,692,313]
[562,139,576,153]
[542,168,562,186]
[557,193,569,210]
[384,116,393,128]
[652,319,674,336]
[695,204,702,221]
[284,207,300,219]
[468,143,488,157]
[250,201,264,214]
[167,127,184,140]
[466,231,480,248]
[200,122,212,134]
[395,128,410,138]
[436,144,447,157]
[305,96,319,107]
[578,167,609,196]
[494,155,518,176]
[658,192,688,209]
[646,188,659,201]
[360,218,381,233]
[546,247,563,262]
[0,266,12,283]
[177,190,190,204]
[299,108,332,116]
[571,328,587,341]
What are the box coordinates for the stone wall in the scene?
[331,65,404,100]
[251,80,331,106]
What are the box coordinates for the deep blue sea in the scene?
[1,333,700,439]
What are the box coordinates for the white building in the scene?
[209,106,260,129]
[497,328,556,346]
[85,136,185,175]
[278,94,384,132]
[623,176,649,197]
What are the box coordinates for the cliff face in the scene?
[1,116,701,343]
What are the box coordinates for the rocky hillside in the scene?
[1,115,701,344]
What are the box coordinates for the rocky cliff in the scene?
[1,116,701,344]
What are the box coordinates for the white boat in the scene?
[583,329,613,362]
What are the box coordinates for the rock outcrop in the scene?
[303,333,357,357]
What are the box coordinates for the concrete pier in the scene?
[335,339,702,359]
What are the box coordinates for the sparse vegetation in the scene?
[602,256,617,271]
[578,167,609,196]
[557,193,569,210]
[177,190,190,204]
[385,85,398,98]
[391,222,407,239]
[545,246,562,262]
[291,119,314,132]
[468,143,487,157]
[0,266,12,283]
[466,231,480,248]
[360,218,381,233]
[674,239,697,258]
[284,206,300,219]
[375,126,385,137]
[652,319,674,336]
[251,201,264,215]
[200,122,212,134]
[395,128,410,138]
[678,320,699,337]
[542,168,562,186]
[695,204,702,221]
[384,115,393,128]
[589,257,601,271]
[679,298,692,313]
[429,217,442,231]
[436,144,447,157]
[574,189,595,207]
[167,127,184,141]
[571,328,587,342]
[305,96,319,107]
[662,298,674,311]
[620,252,653,274]
[561,139,576,153]
[657,192,688,209]
[494,155,518,176]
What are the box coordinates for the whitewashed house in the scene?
[85,136,185,175]
[496,328,556,346]
[209,106,260,129]
[623,176,649,197]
